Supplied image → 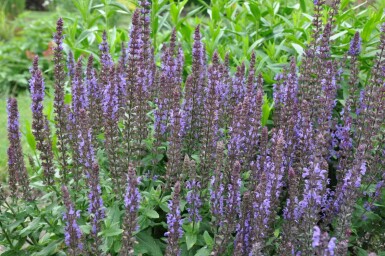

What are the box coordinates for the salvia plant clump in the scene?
[2,0,385,255]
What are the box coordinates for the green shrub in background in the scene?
[2,0,384,94]
[0,10,58,94]
[1,0,26,18]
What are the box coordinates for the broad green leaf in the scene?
[291,43,303,57]
[299,0,306,12]
[144,208,159,219]
[274,228,280,238]
[186,232,197,250]
[109,2,132,14]
[24,120,36,152]
[19,217,41,237]
[101,227,123,237]
[1,250,29,256]
[203,231,213,246]
[355,247,368,256]
[262,95,273,126]
[80,224,91,235]
[195,247,211,256]
[330,30,348,41]
[76,29,94,45]
[32,241,60,256]
[136,231,163,256]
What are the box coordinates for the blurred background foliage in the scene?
[0,0,384,176]
[0,0,384,94]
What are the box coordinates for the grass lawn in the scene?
[0,92,32,181]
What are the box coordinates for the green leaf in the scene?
[291,43,303,57]
[273,2,280,15]
[24,120,36,152]
[76,29,94,45]
[1,250,29,256]
[195,247,211,256]
[355,247,368,256]
[262,95,273,126]
[80,224,91,235]
[101,228,123,237]
[136,231,163,256]
[299,0,306,12]
[330,30,348,41]
[32,241,60,256]
[144,209,159,219]
[109,2,132,14]
[274,228,280,238]
[19,217,41,237]
[203,231,213,246]
[186,232,197,250]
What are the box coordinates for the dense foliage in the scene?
[1,0,385,255]
[1,0,384,94]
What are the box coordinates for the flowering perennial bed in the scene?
[2,0,385,255]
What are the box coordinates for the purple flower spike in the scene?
[165,181,183,256]
[186,179,202,222]
[7,98,30,200]
[312,226,321,248]
[121,165,141,255]
[328,237,337,256]
[348,32,361,56]
[62,185,83,255]
[30,56,55,186]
